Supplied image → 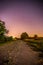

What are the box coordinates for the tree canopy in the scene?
[34,34,38,40]
[21,32,29,40]
[0,20,8,36]
[0,20,9,42]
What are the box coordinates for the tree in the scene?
[21,32,29,40]
[0,20,8,36]
[0,20,8,42]
[34,34,38,40]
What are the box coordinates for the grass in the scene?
[0,41,15,46]
[24,38,43,65]
[24,39,43,52]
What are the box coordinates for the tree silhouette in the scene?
[0,20,8,36]
[34,34,38,40]
[21,32,29,40]
[0,20,9,42]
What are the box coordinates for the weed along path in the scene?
[0,40,38,65]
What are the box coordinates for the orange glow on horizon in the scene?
[7,32,43,38]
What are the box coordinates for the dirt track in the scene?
[0,40,38,65]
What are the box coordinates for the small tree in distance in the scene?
[0,20,9,42]
[34,34,38,40]
[21,32,29,40]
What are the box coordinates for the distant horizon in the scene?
[7,31,43,38]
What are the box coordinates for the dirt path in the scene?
[0,40,38,65]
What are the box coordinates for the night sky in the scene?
[0,0,43,37]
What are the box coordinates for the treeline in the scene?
[15,32,43,40]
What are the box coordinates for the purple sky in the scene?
[0,0,43,37]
